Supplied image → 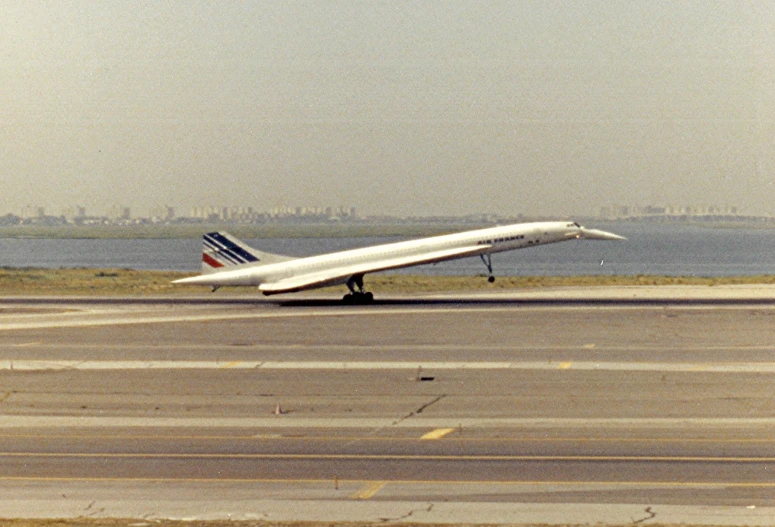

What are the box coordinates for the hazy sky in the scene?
[3,1,774,217]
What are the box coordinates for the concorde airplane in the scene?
[173,221,625,302]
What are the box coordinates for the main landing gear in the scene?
[480,254,496,283]
[342,274,374,304]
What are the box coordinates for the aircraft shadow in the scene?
[274,297,775,307]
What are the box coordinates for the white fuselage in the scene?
[184,221,601,291]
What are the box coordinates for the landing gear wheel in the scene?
[341,292,374,305]
[488,276,495,283]
[343,274,374,304]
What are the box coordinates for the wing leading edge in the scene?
[258,244,491,295]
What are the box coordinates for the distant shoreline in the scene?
[1,268,774,296]
[1,217,775,240]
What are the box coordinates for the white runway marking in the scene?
[0,305,527,331]
[1,360,774,373]
[1,415,774,429]
[1,302,759,331]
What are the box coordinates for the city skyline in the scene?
[5,201,760,223]
[3,2,775,217]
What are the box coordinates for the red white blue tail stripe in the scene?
[202,232,259,270]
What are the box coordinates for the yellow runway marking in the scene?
[421,428,456,440]
[220,361,242,369]
[350,481,386,499]
[558,362,573,369]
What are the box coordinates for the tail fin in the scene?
[201,232,294,273]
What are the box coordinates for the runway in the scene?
[1,287,774,525]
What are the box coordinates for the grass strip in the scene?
[1,268,775,296]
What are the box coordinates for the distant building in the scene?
[187,204,355,223]
[189,205,266,222]
[20,205,45,219]
[270,205,356,220]
[62,205,87,222]
[107,205,131,220]
[150,205,175,221]
[598,205,631,218]
[599,204,741,219]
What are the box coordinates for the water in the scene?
[1,221,774,277]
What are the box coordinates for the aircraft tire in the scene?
[342,292,374,304]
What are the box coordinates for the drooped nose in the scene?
[579,227,627,241]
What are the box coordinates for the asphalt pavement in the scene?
[0,288,774,525]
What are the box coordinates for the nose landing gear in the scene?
[480,254,495,283]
